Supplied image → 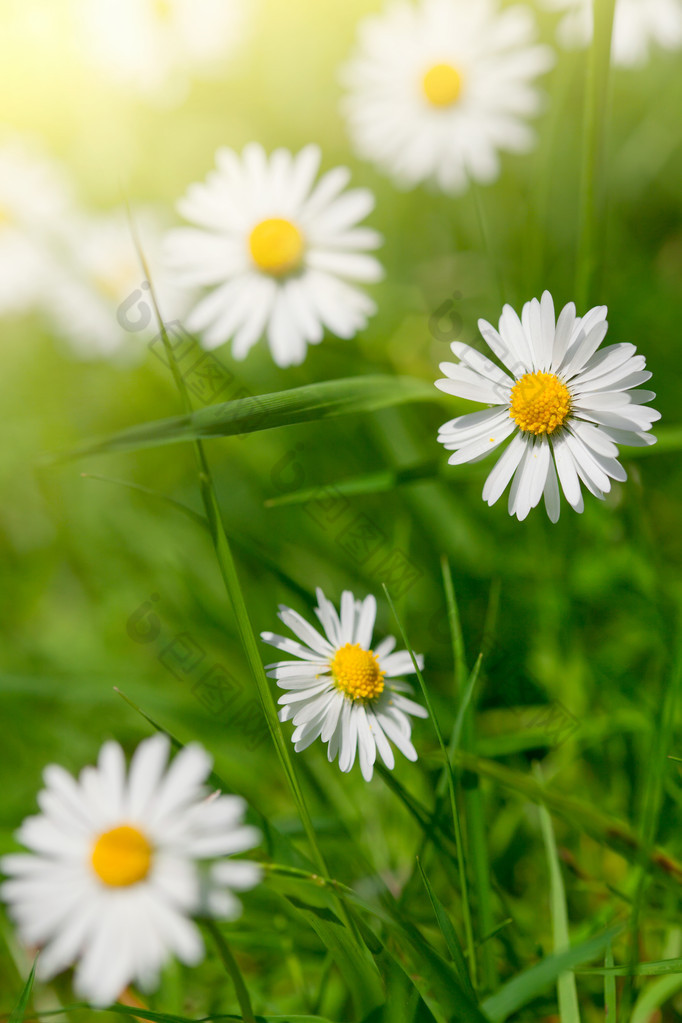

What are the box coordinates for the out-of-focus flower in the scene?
[543,0,682,67]
[165,144,383,367]
[46,207,188,361]
[340,0,553,194]
[78,0,250,101]
[261,588,428,781]
[0,138,72,316]
[435,291,660,521]
[0,735,261,1006]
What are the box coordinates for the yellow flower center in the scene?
[249,218,305,277]
[330,643,385,702]
[152,0,173,20]
[91,825,153,887]
[509,371,572,436]
[422,63,464,107]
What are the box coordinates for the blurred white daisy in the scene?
[0,735,260,1007]
[543,0,682,67]
[435,291,660,521]
[79,0,249,102]
[46,207,189,361]
[261,588,428,781]
[0,138,72,316]
[165,143,383,367]
[340,0,553,194]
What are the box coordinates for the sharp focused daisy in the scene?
[0,735,260,1006]
[435,291,660,521]
[340,0,554,194]
[0,139,72,317]
[261,589,428,781]
[164,143,383,367]
[543,0,682,67]
[80,0,249,101]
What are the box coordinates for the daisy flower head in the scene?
[261,589,428,782]
[543,0,682,68]
[0,138,72,317]
[164,144,383,368]
[340,0,554,194]
[80,0,250,102]
[435,291,660,521]
[0,735,261,1006]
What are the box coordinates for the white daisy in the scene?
[261,588,428,782]
[0,138,72,317]
[340,0,554,194]
[164,143,384,367]
[79,0,249,101]
[0,735,260,1007]
[46,207,189,361]
[435,291,660,521]
[543,0,682,67]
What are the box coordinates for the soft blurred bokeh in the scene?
[2,0,682,1017]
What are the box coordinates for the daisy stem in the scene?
[382,584,478,991]
[575,0,617,310]
[204,920,256,1023]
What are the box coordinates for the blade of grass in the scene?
[203,922,256,1023]
[481,926,622,1023]
[56,375,440,461]
[535,766,581,1023]
[382,583,477,991]
[604,942,616,1021]
[417,858,476,1001]
[443,559,496,991]
[8,958,37,1023]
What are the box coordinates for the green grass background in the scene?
[2,0,682,1020]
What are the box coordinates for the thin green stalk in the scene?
[204,921,256,1023]
[442,560,496,992]
[127,225,367,962]
[471,181,506,308]
[575,0,617,309]
[382,584,478,990]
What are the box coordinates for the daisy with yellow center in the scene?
[0,735,261,1007]
[436,291,660,521]
[341,0,553,194]
[261,588,428,781]
[165,143,383,367]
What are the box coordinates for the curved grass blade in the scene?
[8,957,37,1023]
[58,376,439,461]
[417,858,476,1001]
[481,926,621,1023]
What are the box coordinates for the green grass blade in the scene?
[58,375,439,460]
[481,926,622,1023]
[417,858,477,1001]
[265,459,443,507]
[536,769,581,1023]
[382,584,477,990]
[604,943,617,1021]
[8,958,37,1023]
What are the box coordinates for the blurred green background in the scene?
[2,0,682,1019]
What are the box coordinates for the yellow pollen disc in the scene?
[509,371,571,436]
[422,63,463,107]
[249,218,304,277]
[91,825,153,887]
[330,643,385,702]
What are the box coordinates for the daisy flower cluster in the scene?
[1,735,260,1006]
